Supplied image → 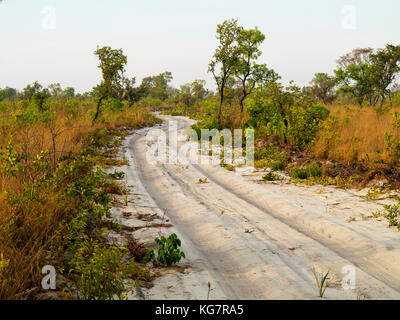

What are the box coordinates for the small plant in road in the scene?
[144,234,186,267]
[312,267,330,298]
[198,178,208,184]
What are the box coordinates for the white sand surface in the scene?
[110,115,400,300]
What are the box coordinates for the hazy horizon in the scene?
[1,0,399,93]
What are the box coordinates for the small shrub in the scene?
[366,188,383,201]
[291,168,309,180]
[144,234,186,267]
[269,160,286,172]
[68,240,133,300]
[262,172,280,181]
[109,170,125,180]
[383,202,400,230]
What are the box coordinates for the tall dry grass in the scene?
[0,100,155,299]
[313,104,399,165]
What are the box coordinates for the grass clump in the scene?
[269,160,286,172]
[291,163,322,180]
[312,267,330,298]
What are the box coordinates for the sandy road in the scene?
[122,115,400,300]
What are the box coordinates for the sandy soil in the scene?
[110,115,400,300]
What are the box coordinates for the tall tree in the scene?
[121,77,145,107]
[369,44,400,105]
[93,46,127,121]
[309,73,336,104]
[0,87,17,100]
[48,83,62,97]
[208,19,241,124]
[334,48,375,106]
[234,27,278,112]
[190,80,208,106]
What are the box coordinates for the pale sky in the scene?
[1,0,399,92]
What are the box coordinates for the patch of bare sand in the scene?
[109,115,400,300]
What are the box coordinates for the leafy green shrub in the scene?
[67,240,135,300]
[308,163,323,178]
[142,97,162,107]
[262,172,280,181]
[291,168,309,180]
[191,117,223,139]
[144,234,186,267]
[269,160,286,171]
[383,202,400,230]
[103,98,124,112]
[109,170,125,180]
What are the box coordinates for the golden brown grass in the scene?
[0,100,156,299]
[313,104,399,165]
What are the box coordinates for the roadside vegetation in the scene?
[0,47,163,299]
[150,19,400,192]
[1,18,400,299]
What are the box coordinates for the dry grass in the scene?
[313,104,399,165]
[0,100,156,299]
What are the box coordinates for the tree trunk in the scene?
[239,95,246,113]
[218,85,224,125]
[381,93,387,107]
[93,96,104,122]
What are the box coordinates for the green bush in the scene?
[68,240,131,300]
[383,202,400,230]
[269,160,286,171]
[103,98,124,112]
[291,168,309,180]
[144,234,186,267]
[262,172,280,181]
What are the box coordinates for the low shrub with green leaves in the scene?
[383,202,400,230]
[291,163,322,180]
[262,172,280,181]
[144,234,186,267]
[269,160,286,172]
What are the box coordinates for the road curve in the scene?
[124,115,400,300]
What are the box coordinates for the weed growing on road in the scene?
[312,267,330,298]
[366,188,383,201]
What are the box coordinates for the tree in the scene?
[309,73,336,104]
[337,48,373,69]
[21,81,43,101]
[32,88,51,111]
[93,46,127,121]
[178,84,195,109]
[334,49,375,106]
[369,44,400,106]
[48,83,62,97]
[190,80,208,106]
[208,19,242,124]
[140,72,173,101]
[121,77,147,107]
[234,27,279,112]
[0,87,17,100]
[62,87,75,98]
[335,45,400,106]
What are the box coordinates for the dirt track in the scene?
[118,115,400,300]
